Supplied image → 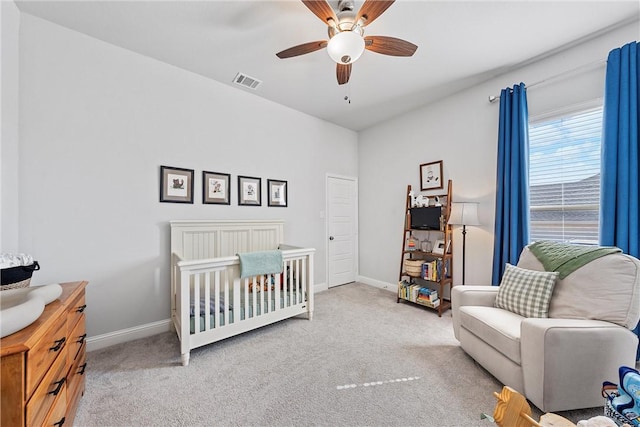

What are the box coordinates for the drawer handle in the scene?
[76,304,87,313]
[79,362,87,375]
[53,417,66,427]
[49,377,66,396]
[50,337,66,352]
[77,333,87,344]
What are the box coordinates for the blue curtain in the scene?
[599,41,640,357]
[491,83,530,285]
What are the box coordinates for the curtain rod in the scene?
[488,58,607,103]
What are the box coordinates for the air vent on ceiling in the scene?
[233,72,262,90]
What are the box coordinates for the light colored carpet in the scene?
[75,283,604,426]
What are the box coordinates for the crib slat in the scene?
[275,268,281,311]
[251,276,264,317]
[194,274,200,333]
[214,270,220,329]
[243,277,249,319]
[267,274,273,313]
[224,271,230,326]
[293,259,297,305]
[204,272,211,331]
[263,281,267,314]
[286,261,290,306]
[301,257,306,304]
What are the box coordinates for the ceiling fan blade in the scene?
[276,41,328,59]
[356,0,395,26]
[364,36,417,57]
[301,0,338,25]
[336,63,352,85]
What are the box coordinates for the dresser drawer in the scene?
[67,293,86,333]
[26,346,67,427]
[67,314,86,366]
[27,315,67,397]
[67,349,86,412]
[43,387,67,427]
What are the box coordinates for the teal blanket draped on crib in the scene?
[237,250,283,279]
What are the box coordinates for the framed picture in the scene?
[267,179,288,207]
[420,160,444,191]
[160,165,194,203]
[432,239,446,255]
[202,171,231,205]
[238,175,261,206]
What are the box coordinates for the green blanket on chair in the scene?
[528,240,621,279]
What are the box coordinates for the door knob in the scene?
[329,236,334,240]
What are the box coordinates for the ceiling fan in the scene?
[276,0,418,85]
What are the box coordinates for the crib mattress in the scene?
[190,291,302,334]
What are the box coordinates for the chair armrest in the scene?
[520,318,638,412]
[451,285,499,339]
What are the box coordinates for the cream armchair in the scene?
[452,246,640,412]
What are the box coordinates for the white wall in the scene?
[358,21,639,289]
[1,1,20,251]
[16,14,357,338]
[8,7,637,342]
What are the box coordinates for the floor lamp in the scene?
[449,202,480,285]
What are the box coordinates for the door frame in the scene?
[325,173,359,288]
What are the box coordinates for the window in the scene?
[528,106,603,244]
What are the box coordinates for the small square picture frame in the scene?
[267,179,288,207]
[238,175,261,206]
[203,171,231,205]
[432,239,446,255]
[420,160,444,191]
[160,165,194,204]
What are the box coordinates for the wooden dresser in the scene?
[1,281,88,427]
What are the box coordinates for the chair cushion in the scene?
[459,305,523,364]
[518,246,640,328]
[495,263,559,318]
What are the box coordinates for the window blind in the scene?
[529,107,603,244]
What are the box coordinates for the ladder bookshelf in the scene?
[398,179,453,316]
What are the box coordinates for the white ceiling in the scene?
[15,0,640,131]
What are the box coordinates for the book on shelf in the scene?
[398,281,440,304]
[417,288,437,302]
[417,297,440,308]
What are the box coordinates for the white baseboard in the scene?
[87,283,329,352]
[86,319,173,352]
[314,282,329,293]
[357,275,396,293]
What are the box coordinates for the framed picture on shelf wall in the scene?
[432,239,446,255]
[267,179,288,207]
[238,175,261,206]
[160,165,194,203]
[203,171,231,205]
[420,160,444,191]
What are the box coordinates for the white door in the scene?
[327,175,357,287]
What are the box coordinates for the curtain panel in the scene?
[600,41,639,258]
[491,83,530,285]
[600,41,640,358]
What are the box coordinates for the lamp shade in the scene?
[449,202,480,226]
[327,31,365,64]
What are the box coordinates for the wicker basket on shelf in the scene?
[404,259,424,277]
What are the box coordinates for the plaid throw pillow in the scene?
[495,263,559,318]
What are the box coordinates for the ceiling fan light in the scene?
[327,31,365,64]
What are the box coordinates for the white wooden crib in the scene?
[170,220,315,366]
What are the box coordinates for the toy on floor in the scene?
[483,386,577,427]
[602,366,639,426]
